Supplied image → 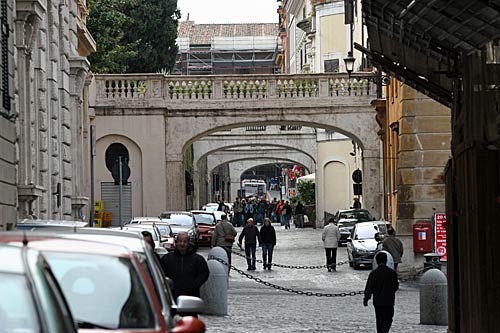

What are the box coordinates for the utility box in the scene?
[413,223,433,253]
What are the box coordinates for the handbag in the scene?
[222,223,235,242]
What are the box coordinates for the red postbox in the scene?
[413,222,433,253]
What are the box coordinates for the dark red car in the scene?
[190,211,217,247]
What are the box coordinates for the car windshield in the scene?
[160,214,193,226]
[155,225,172,238]
[193,214,216,225]
[355,224,380,240]
[338,221,356,228]
[0,273,40,332]
[339,210,373,221]
[45,252,155,329]
[204,206,218,212]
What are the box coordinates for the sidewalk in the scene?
[199,225,448,332]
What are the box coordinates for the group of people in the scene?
[231,197,306,229]
[144,210,403,333]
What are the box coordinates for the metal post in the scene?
[90,125,96,227]
[119,156,123,229]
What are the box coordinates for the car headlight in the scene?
[355,248,371,254]
[188,229,195,236]
[208,230,214,234]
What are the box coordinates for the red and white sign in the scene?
[434,213,447,261]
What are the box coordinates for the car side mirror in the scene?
[173,316,206,333]
[174,295,205,316]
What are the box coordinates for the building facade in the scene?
[0,0,95,229]
[374,79,451,266]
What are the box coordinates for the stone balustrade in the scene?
[95,73,378,102]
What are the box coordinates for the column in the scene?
[362,147,383,219]
[165,154,186,211]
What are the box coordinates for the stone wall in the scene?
[0,0,94,229]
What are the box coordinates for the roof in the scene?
[178,21,279,44]
[361,0,500,107]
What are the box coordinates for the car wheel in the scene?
[353,262,360,270]
[349,261,353,267]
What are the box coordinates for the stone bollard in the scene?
[372,250,394,270]
[200,259,228,315]
[419,268,448,325]
[207,247,229,275]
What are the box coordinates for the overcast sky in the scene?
[176,0,279,24]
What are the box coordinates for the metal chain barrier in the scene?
[231,245,351,269]
[208,255,364,297]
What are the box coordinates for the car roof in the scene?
[160,211,193,216]
[130,217,162,222]
[16,219,89,229]
[31,227,148,253]
[0,232,132,257]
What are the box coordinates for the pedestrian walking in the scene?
[295,201,305,228]
[322,217,341,271]
[256,198,267,225]
[382,227,404,271]
[259,217,276,270]
[282,200,292,229]
[233,197,243,227]
[363,251,399,333]
[218,198,229,214]
[276,200,285,224]
[212,214,238,274]
[237,218,261,271]
[244,200,255,224]
[160,232,209,299]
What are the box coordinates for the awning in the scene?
[297,173,315,182]
[361,0,500,107]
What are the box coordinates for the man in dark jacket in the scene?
[295,201,305,228]
[238,218,261,271]
[363,252,399,333]
[161,232,209,299]
[259,217,276,270]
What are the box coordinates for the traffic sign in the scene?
[352,169,362,183]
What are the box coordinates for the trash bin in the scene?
[423,253,442,272]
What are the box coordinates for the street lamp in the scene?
[344,51,355,79]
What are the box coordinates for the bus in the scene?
[241,179,267,199]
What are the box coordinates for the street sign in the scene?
[112,162,131,185]
[352,169,362,183]
[434,213,447,261]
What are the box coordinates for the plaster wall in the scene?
[93,115,166,217]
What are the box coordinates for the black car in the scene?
[159,211,199,246]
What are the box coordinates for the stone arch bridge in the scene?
[90,72,382,220]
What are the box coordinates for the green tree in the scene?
[126,0,180,73]
[87,0,180,74]
[87,0,138,73]
[290,180,316,222]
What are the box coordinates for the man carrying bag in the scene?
[212,214,237,274]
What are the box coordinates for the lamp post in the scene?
[344,51,355,79]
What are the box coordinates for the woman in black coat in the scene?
[260,218,276,270]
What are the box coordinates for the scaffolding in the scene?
[176,35,282,75]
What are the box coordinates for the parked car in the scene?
[201,203,233,223]
[0,232,205,333]
[333,209,375,224]
[42,227,205,330]
[16,219,88,230]
[346,221,390,269]
[159,212,199,246]
[191,211,217,247]
[0,243,77,332]
[130,219,175,252]
[119,223,163,249]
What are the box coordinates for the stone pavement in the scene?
[198,225,448,333]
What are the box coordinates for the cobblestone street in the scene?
[199,225,448,332]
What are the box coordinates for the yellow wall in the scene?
[319,14,346,71]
